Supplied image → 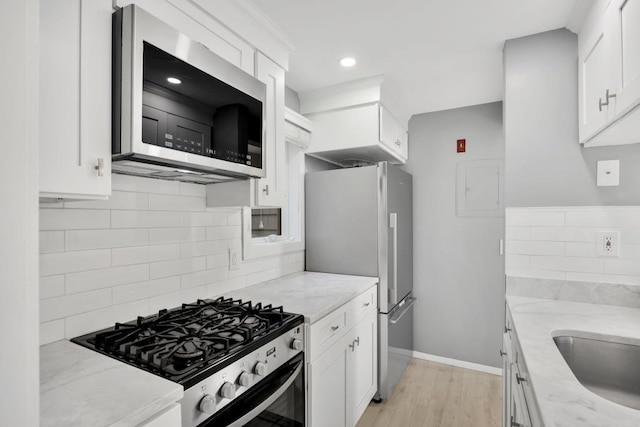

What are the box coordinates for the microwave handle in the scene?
[227,361,302,427]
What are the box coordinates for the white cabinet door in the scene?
[348,310,378,425]
[310,340,349,427]
[254,52,286,207]
[609,0,640,116]
[379,106,407,161]
[578,15,611,142]
[39,0,112,200]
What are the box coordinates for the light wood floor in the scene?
[356,358,502,427]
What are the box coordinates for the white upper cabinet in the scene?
[300,76,409,166]
[579,0,640,146]
[39,0,112,200]
[254,52,286,207]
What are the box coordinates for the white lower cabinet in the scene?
[502,310,541,427]
[136,403,181,427]
[308,286,378,427]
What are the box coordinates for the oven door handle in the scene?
[227,361,303,427]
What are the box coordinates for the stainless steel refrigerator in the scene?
[305,161,415,401]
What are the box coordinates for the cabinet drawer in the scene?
[346,286,377,326]
[309,308,347,360]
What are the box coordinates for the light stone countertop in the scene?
[222,271,379,324]
[40,340,183,427]
[507,296,640,427]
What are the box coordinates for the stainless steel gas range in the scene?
[72,297,305,427]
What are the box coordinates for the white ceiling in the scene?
[249,0,594,118]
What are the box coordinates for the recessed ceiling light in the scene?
[340,57,356,67]
[167,77,182,84]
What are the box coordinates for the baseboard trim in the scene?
[412,351,502,376]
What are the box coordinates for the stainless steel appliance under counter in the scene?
[305,161,415,401]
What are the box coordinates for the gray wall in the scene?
[406,102,505,368]
[504,29,640,207]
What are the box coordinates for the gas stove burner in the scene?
[71,296,304,386]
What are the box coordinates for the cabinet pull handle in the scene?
[262,185,269,196]
[331,325,339,331]
[349,342,355,351]
[516,373,526,384]
[94,158,104,177]
[510,416,523,427]
[500,350,507,357]
[363,302,370,307]
[354,337,360,346]
[599,89,617,111]
[505,326,512,333]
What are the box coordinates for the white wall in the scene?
[0,0,39,425]
[406,102,504,368]
[39,174,304,345]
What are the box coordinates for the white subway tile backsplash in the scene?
[181,240,228,258]
[604,259,640,276]
[506,209,565,227]
[66,264,149,294]
[179,182,206,197]
[530,227,596,242]
[530,256,604,274]
[182,268,228,289]
[506,240,564,256]
[40,288,112,322]
[111,173,180,195]
[65,228,149,251]
[38,174,297,340]
[179,211,228,227]
[620,244,640,260]
[40,231,65,253]
[505,227,530,241]
[565,242,597,258]
[206,226,241,241]
[40,275,65,300]
[40,320,65,345]
[63,191,149,210]
[112,244,181,266]
[40,249,111,276]
[149,257,206,279]
[111,210,181,229]
[41,209,110,231]
[149,227,206,244]
[565,209,640,227]
[149,194,205,212]
[113,276,181,304]
[65,299,150,338]
[207,253,228,270]
[505,254,530,271]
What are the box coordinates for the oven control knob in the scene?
[220,382,236,399]
[238,371,252,387]
[254,362,268,376]
[290,338,304,351]
[199,394,216,414]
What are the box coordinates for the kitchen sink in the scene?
[553,335,640,410]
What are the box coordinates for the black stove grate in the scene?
[71,297,303,386]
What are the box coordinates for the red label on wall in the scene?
[457,139,466,153]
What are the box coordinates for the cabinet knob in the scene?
[500,350,507,357]
[331,325,340,331]
[516,373,526,384]
[363,302,370,307]
[94,158,104,177]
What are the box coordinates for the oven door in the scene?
[200,353,305,427]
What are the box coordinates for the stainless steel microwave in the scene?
[112,5,266,184]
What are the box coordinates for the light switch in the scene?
[597,160,620,187]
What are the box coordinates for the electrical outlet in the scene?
[229,248,241,271]
[597,230,620,257]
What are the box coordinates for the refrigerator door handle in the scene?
[390,212,398,305]
[389,296,416,324]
